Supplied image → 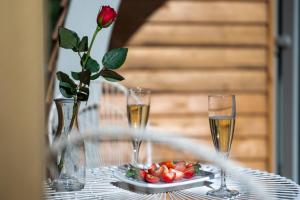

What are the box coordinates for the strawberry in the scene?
[161,165,169,173]
[161,171,176,183]
[150,166,164,177]
[186,162,194,168]
[183,167,195,179]
[148,164,158,174]
[174,161,186,172]
[159,161,175,169]
[145,173,160,183]
[139,170,146,180]
[170,168,184,181]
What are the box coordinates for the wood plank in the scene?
[149,138,267,161]
[238,160,267,171]
[148,1,267,23]
[122,70,266,92]
[94,93,267,114]
[232,138,267,159]
[150,94,266,115]
[266,0,275,172]
[128,24,267,46]
[150,115,267,138]
[124,47,266,69]
[97,141,267,170]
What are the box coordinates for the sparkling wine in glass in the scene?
[127,87,151,167]
[207,94,239,198]
[209,117,235,156]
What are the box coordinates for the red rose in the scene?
[97,6,117,28]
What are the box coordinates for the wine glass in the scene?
[207,94,239,198]
[127,87,151,168]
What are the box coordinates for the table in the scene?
[44,166,300,199]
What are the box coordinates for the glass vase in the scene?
[48,98,86,191]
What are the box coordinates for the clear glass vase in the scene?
[48,98,86,191]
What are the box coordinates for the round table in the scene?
[44,166,300,199]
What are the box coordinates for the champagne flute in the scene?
[127,87,151,168]
[207,94,239,198]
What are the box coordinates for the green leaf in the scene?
[78,36,88,52]
[58,27,79,50]
[71,71,80,80]
[71,71,90,85]
[59,86,72,98]
[59,82,76,98]
[57,72,77,98]
[102,48,128,70]
[82,54,100,73]
[56,71,69,81]
[100,69,124,82]
[126,168,138,178]
[59,82,76,93]
[194,163,201,175]
[125,166,145,180]
[90,72,101,80]
[56,71,77,87]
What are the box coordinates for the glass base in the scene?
[207,187,239,199]
[131,162,146,169]
[50,174,85,192]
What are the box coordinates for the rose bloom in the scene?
[97,6,117,28]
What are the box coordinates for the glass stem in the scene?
[133,148,139,164]
[133,142,141,165]
[221,169,227,189]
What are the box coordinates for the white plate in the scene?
[112,164,216,194]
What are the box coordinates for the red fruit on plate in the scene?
[186,163,194,168]
[151,166,164,177]
[139,170,146,180]
[161,171,176,183]
[160,161,175,169]
[145,174,160,183]
[170,168,184,181]
[148,164,158,174]
[183,167,195,179]
[174,161,186,172]
[148,163,157,170]
[162,165,169,172]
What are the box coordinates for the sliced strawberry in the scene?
[150,166,164,177]
[161,171,176,183]
[170,168,184,181]
[148,164,157,173]
[161,165,169,173]
[145,173,160,183]
[159,161,175,169]
[183,167,195,179]
[139,170,146,180]
[174,161,186,172]
[186,162,194,168]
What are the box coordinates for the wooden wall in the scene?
[111,0,274,171]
